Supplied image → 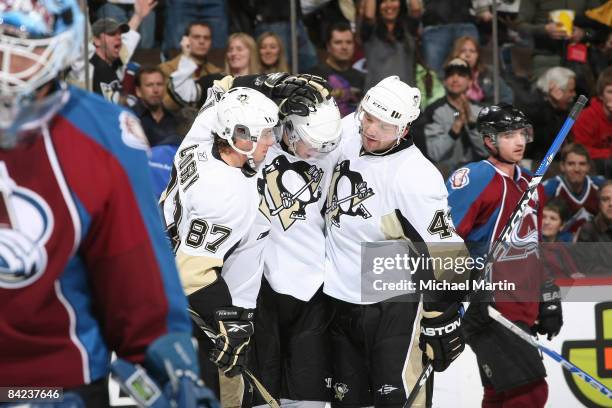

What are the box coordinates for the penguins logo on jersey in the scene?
[324,160,374,228]
[0,163,53,288]
[263,155,323,230]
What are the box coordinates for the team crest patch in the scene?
[119,111,149,151]
[333,383,349,401]
[262,155,323,230]
[0,163,53,288]
[324,160,374,228]
[450,168,470,189]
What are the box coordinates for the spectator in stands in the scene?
[541,199,584,279]
[590,30,612,79]
[544,143,607,234]
[253,0,319,71]
[132,67,181,148]
[575,181,612,276]
[542,199,574,243]
[257,32,289,74]
[165,33,261,109]
[522,67,576,163]
[359,0,418,91]
[89,10,153,105]
[163,0,228,53]
[516,0,601,79]
[307,22,365,117]
[423,58,487,174]
[447,35,514,105]
[94,0,157,49]
[420,0,479,76]
[572,66,612,178]
[159,22,222,112]
[225,33,262,76]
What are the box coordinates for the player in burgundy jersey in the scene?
[0,1,216,406]
[447,104,563,408]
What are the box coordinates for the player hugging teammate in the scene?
[164,72,473,408]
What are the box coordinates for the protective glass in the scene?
[356,107,399,141]
[495,126,534,144]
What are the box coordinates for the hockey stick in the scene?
[403,95,588,407]
[488,306,612,399]
[188,308,281,408]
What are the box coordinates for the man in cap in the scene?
[423,57,488,175]
[89,0,155,104]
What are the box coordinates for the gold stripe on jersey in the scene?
[176,249,223,295]
[381,210,470,286]
[219,370,245,408]
[402,306,427,407]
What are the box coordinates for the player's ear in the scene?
[483,135,495,152]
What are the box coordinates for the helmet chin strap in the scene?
[359,124,404,156]
[366,136,401,156]
[489,145,517,165]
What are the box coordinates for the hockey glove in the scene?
[419,302,465,372]
[463,290,494,335]
[263,73,332,117]
[211,307,254,377]
[532,279,563,340]
[111,332,220,408]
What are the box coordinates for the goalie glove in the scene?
[211,307,254,377]
[111,332,220,408]
[419,302,465,372]
[532,279,563,340]
[263,73,332,118]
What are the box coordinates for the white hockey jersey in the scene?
[324,114,466,305]
[260,141,340,301]
[160,107,269,309]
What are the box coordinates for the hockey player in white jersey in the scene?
[250,98,343,408]
[160,87,279,407]
[323,76,468,407]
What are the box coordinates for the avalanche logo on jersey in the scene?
[324,160,374,228]
[494,194,540,262]
[263,155,323,231]
[450,167,470,189]
[0,163,53,288]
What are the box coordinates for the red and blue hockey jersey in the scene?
[0,86,191,388]
[447,160,545,325]
[542,174,605,234]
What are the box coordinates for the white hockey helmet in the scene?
[285,98,342,158]
[214,87,280,156]
[357,76,421,140]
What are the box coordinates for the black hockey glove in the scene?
[211,307,254,377]
[419,302,465,372]
[532,279,563,340]
[463,289,494,335]
[263,73,331,117]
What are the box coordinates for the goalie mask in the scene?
[284,98,342,159]
[0,0,84,146]
[214,87,280,162]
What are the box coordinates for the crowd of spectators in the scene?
[81,0,611,276]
